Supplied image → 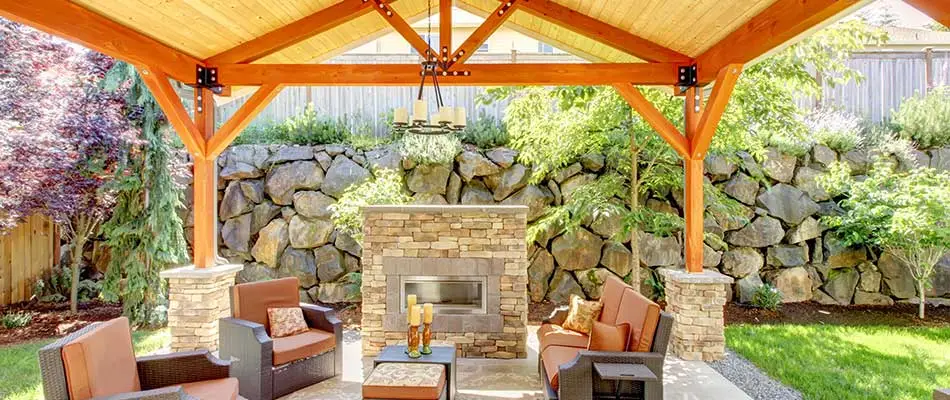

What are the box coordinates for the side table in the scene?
[374,345,457,400]
[593,362,658,400]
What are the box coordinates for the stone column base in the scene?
[659,268,733,361]
[160,264,243,352]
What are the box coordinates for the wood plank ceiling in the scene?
[72,0,782,65]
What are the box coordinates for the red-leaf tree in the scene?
[0,19,134,312]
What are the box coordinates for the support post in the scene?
[192,88,218,269]
[683,158,704,273]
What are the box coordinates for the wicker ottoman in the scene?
[362,363,447,400]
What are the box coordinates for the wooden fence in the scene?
[0,215,59,306]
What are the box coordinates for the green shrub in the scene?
[459,113,509,148]
[804,109,864,152]
[892,87,950,148]
[233,103,351,145]
[397,134,461,165]
[644,269,665,301]
[32,266,100,303]
[1,311,35,329]
[329,169,412,242]
[751,284,783,311]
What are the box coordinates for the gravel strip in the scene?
[708,349,803,400]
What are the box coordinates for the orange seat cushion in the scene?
[61,317,141,400]
[541,345,582,391]
[588,321,631,352]
[362,363,446,400]
[232,277,301,335]
[538,323,589,353]
[615,288,661,352]
[272,329,336,365]
[178,378,239,400]
[598,275,629,324]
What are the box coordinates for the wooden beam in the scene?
[138,69,205,157]
[696,0,860,83]
[440,0,453,60]
[904,0,950,28]
[206,85,284,158]
[514,0,691,63]
[217,63,680,86]
[684,86,703,140]
[448,1,518,66]
[0,0,201,83]
[683,158,704,273]
[613,84,690,159]
[206,0,382,65]
[690,65,743,159]
[373,0,439,60]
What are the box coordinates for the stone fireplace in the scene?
[361,205,528,358]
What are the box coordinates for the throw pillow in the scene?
[562,294,603,335]
[268,307,309,338]
[588,321,630,352]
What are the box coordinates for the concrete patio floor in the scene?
[281,326,751,400]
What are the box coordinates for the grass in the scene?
[0,329,169,400]
[726,324,950,400]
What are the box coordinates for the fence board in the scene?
[0,215,58,306]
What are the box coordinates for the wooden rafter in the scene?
[0,0,202,83]
[613,84,690,159]
[206,85,284,157]
[217,63,680,86]
[904,0,950,28]
[696,0,863,83]
[205,0,384,65]
[448,1,518,67]
[138,69,205,157]
[690,65,743,158]
[373,0,439,60]
[440,0,453,60]
[513,0,691,63]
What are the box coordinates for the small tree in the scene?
[821,161,950,319]
[0,20,131,313]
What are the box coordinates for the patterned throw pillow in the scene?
[267,307,309,338]
[562,294,603,335]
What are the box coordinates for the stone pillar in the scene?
[659,268,733,361]
[160,264,243,352]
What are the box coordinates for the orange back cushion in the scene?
[232,277,300,334]
[598,275,628,324]
[614,288,661,352]
[61,317,141,400]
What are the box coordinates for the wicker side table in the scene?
[593,362,658,400]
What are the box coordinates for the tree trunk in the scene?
[918,280,926,319]
[629,142,641,290]
[69,235,87,314]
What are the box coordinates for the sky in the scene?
[842,0,937,28]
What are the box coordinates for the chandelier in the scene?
[392,0,466,136]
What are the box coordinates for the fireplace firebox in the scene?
[401,276,487,314]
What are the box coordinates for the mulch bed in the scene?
[0,300,123,346]
[725,302,950,327]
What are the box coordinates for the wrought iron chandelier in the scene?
[391,0,466,135]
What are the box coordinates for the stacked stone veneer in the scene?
[160,264,242,352]
[361,205,528,359]
[660,268,732,361]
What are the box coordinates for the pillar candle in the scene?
[393,107,409,124]
[407,294,416,323]
[423,303,433,323]
[454,107,467,127]
[412,100,427,122]
[409,305,421,326]
[438,107,453,123]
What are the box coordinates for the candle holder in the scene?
[407,325,421,359]
[421,322,432,355]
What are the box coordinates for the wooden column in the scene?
[683,87,704,272]
[193,88,218,269]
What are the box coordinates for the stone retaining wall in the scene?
[189,143,950,308]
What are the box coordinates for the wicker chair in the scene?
[219,277,342,400]
[39,317,235,400]
[537,276,673,400]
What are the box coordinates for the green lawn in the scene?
[0,329,169,400]
[726,324,950,400]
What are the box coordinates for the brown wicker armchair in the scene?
[219,277,342,400]
[38,317,235,400]
[537,276,673,400]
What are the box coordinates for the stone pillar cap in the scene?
[160,263,244,279]
[658,268,734,284]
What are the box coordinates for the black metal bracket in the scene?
[677,64,698,87]
[195,65,224,94]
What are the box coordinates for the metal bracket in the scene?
[195,65,224,94]
[677,64,698,87]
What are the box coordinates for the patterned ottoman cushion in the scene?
[362,363,446,400]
